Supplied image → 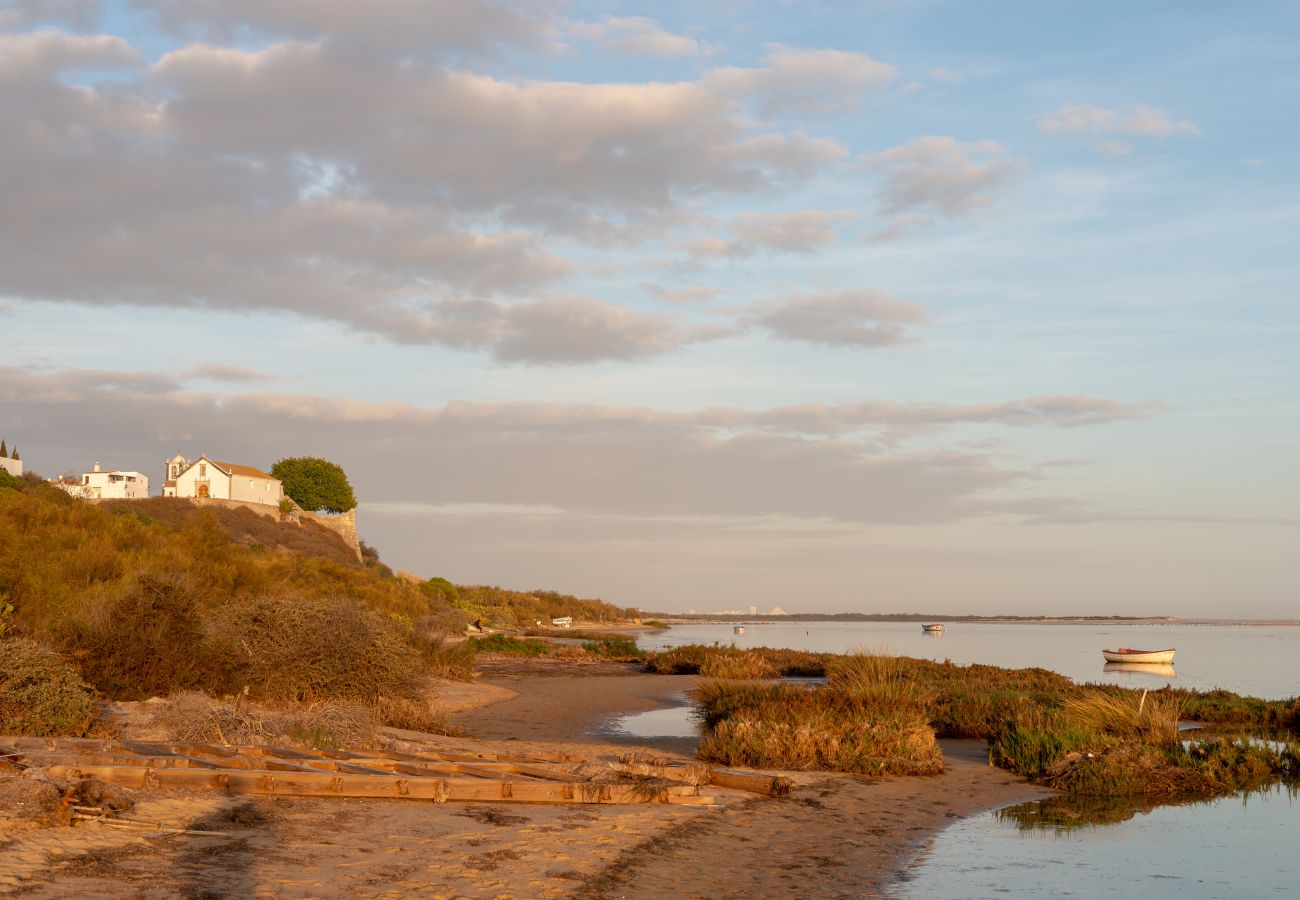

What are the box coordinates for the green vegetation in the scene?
[0,479,634,734]
[467,634,553,656]
[271,456,357,513]
[0,468,18,492]
[581,636,646,660]
[0,638,95,736]
[649,644,1300,800]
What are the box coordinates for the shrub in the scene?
[1063,688,1186,746]
[0,638,95,736]
[206,592,424,703]
[693,679,943,776]
[698,650,777,680]
[412,628,478,681]
[467,634,552,657]
[581,636,646,661]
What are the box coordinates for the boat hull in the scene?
[921,624,944,632]
[1102,648,1175,664]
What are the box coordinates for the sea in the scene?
[625,620,1300,899]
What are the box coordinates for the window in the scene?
[199,464,206,477]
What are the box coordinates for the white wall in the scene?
[0,457,21,478]
[173,458,231,500]
[83,471,149,499]
[230,474,282,506]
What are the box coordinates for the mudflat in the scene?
[1,664,1049,898]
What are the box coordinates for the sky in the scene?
[1,0,1297,617]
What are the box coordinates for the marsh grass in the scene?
[467,634,554,656]
[1064,688,1187,746]
[580,636,646,660]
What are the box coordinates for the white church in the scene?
[162,453,283,507]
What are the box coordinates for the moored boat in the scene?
[1102,647,1175,664]
[921,623,944,633]
[733,625,745,635]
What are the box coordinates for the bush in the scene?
[271,457,357,514]
[0,638,95,736]
[581,636,646,661]
[206,593,424,703]
[467,634,552,657]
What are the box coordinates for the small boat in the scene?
[733,625,745,635]
[921,623,944,633]
[1102,647,1175,664]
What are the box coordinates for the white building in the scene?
[163,453,282,506]
[0,457,20,478]
[59,462,149,499]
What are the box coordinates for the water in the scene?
[638,621,1300,700]
[901,785,1300,899]
[635,620,1300,895]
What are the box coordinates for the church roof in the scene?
[208,459,278,481]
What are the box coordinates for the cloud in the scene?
[134,0,561,56]
[0,30,847,359]
[684,209,856,259]
[182,363,275,383]
[570,16,705,57]
[742,290,929,348]
[864,136,1019,237]
[0,0,101,31]
[927,66,964,85]
[642,283,722,304]
[706,45,897,117]
[1038,104,1202,137]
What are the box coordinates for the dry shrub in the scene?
[151,691,273,745]
[75,571,218,699]
[411,624,478,681]
[373,695,463,736]
[699,651,778,680]
[151,691,377,748]
[0,638,95,736]
[828,649,931,709]
[0,776,67,826]
[1064,689,1186,746]
[693,679,943,776]
[206,592,422,703]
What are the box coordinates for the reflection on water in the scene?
[603,701,699,739]
[1104,661,1177,678]
[902,783,1300,899]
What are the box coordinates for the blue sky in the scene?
[2,0,1297,615]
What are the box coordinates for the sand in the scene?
[1,662,1051,898]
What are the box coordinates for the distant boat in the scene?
[1102,647,1175,664]
[733,625,745,635]
[921,623,944,633]
[1104,661,1177,678]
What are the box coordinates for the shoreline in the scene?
[651,616,1300,627]
[2,663,1051,897]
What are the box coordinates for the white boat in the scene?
[921,623,944,633]
[733,625,745,635]
[1102,647,1175,664]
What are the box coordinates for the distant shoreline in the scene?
[649,614,1300,627]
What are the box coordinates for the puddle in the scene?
[602,699,699,739]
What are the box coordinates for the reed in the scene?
[1063,688,1187,746]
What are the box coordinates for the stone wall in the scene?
[296,507,362,562]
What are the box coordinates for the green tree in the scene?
[0,440,7,457]
[0,469,18,491]
[270,457,357,513]
[10,446,18,461]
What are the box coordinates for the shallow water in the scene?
[638,621,1300,700]
[604,696,699,739]
[900,785,1300,899]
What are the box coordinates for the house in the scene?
[0,457,19,478]
[163,453,282,507]
[55,462,149,499]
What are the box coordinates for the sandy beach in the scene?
[1,660,1051,898]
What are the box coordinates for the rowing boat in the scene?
[1102,647,1175,664]
[921,623,944,633]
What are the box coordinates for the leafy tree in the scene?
[0,469,18,491]
[420,577,460,602]
[271,456,356,513]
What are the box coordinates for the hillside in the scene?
[0,479,633,713]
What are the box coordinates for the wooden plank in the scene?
[707,769,792,798]
[43,765,700,805]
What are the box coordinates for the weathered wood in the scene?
[616,752,791,796]
[707,769,792,797]
[42,764,701,805]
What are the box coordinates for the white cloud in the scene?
[685,209,856,259]
[570,16,705,57]
[0,0,101,31]
[1038,103,1202,138]
[706,45,897,117]
[864,136,1019,236]
[744,290,929,348]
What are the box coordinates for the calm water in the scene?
[637,621,1300,700]
[633,620,1300,896]
[900,786,1300,899]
